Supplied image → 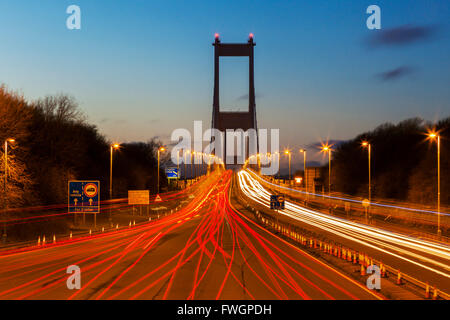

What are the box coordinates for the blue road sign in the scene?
[165,167,180,179]
[68,181,100,213]
[270,194,285,210]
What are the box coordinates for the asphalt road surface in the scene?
[0,171,382,300]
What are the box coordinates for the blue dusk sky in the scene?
[0,0,449,166]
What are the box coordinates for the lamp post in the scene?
[284,150,291,182]
[207,154,212,175]
[322,145,332,195]
[428,132,441,238]
[275,151,280,180]
[177,150,180,177]
[184,150,188,180]
[257,153,261,174]
[109,143,120,225]
[191,151,196,179]
[362,141,372,202]
[2,138,14,243]
[157,146,166,194]
[300,149,307,191]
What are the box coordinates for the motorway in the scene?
[238,169,450,293]
[0,171,381,300]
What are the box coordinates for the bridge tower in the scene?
[211,34,258,167]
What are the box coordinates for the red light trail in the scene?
[0,171,382,300]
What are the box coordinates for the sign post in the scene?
[166,167,180,179]
[128,190,150,216]
[270,194,285,227]
[69,181,100,228]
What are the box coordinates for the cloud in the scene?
[367,24,438,47]
[97,118,128,125]
[376,66,414,81]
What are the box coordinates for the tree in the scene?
[331,117,449,205]
[0,86,35,208]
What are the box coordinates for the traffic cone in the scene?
[432,287,438,300]
[360,264,366,276]
[347,250,352,262]
[70,232,72,240]
[133,220,136,226]
[425,283,430,299]
[129,221,131,227]
[338,247,341,259]
[37,236,41,246]
[102,227,104,232]
[397,271,402,285]
[89,229,92,236]
[53,234,56,244]
[353,252,357,264]
[43,235,46,245]
[116,224,119,229]
[380,263,386,277]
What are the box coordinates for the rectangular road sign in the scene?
[270,194,285,210]
[165,167,180,179]
[68,180,100,214]
[128,190,150,205]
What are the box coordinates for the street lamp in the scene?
[157,146,166,194]
[284,150,291,181]
[321,145,332,195]
[300,149,307,190]
[184,150,189,180]
[207,154,212,175]
[2,138,15,243]
[176,150,180,178]
[109,143,120,225]
[362,141,372,202]
[191,151,196,179]
[428,131,441,238]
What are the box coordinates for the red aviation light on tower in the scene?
[248,33,254,43]
[214,33,219,39]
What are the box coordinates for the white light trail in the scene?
[238,170,450,279]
